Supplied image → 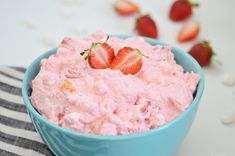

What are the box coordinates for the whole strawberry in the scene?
[135,14,158,38]
[169,0,199,21]
[189,41,214,66]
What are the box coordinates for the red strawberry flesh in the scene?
[57,113,64,121]
[189,41,213,66]
[80,36,115,69]
[88,43,115,69]
[169,0,199,21]
[110,47,143,74]
[178,21,200,42]
[114,0,139,15]
[135,15,158,38]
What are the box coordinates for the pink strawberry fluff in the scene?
[30,31,200,135]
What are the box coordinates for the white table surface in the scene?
[0,0,235,155]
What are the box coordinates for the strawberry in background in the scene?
[114,0,139,16]
[135,15,158,39]
[113,0,158,39]
[178,20,200,42]
[169,0,199,21]
[188,41,214,67]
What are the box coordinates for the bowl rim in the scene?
[22,35,205,141]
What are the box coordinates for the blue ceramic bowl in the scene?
[22,35,205,156]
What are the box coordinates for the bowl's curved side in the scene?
[22,36,204,156]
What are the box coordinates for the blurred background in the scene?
[0,0,235,155]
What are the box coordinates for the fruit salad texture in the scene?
[30,31,200,135]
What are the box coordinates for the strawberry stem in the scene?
[98,35,110,44]
[84,54,89,60]
[201,40,216,58]
[80,35,109,61]
[187,0,199,7]
[104,35,110,43]
[80,51,85,56]
[80,49,90,60]
[136,48,149,58]
[80,49,88,56]
[201,40,212,51]
[94,35,110,45]
[142,53,149,58]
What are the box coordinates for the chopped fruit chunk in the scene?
[60,80,76,93]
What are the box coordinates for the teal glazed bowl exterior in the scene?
[22,35,205,156]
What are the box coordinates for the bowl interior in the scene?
[22,35,205,140]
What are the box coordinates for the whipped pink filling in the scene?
[30,31,200,135]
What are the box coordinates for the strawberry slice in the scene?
[114,0,139,16]
[135,14,158,38]
[110,47,145,75]
[80,36,115,69]
[178,21,200,42]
